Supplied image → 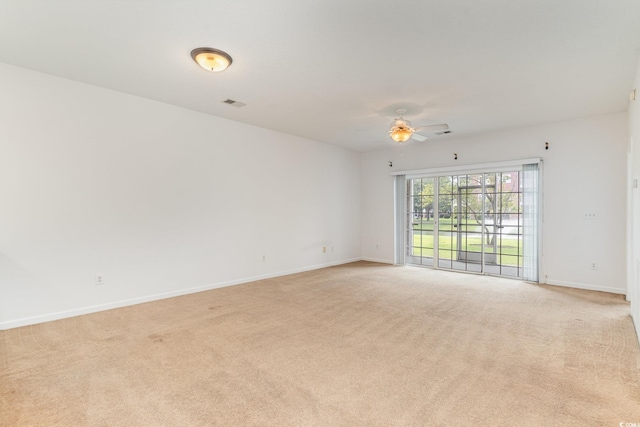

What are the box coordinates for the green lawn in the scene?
[411,217,520,232]
[410,226,522,266]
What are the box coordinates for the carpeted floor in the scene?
[1,261,639,426]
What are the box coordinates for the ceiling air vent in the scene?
[222,99,246,108]
[434,130,452,135]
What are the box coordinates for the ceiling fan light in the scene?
[190,47,233,72]
[390,126,412,143]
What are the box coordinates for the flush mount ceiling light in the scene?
[190,47,233,72]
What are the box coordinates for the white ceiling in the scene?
[1,1,639,151]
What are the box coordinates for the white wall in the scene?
[0,63,362,329]
[362,113,628,294]
[628,55,640,340]
[0,59,633,331]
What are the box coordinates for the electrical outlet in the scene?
[590,262,598,270]
[262,255,266,262]
[583,212,597,220]
[322,246,327,253]
[95,275,105,286]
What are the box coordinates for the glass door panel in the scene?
[406,177,435,267]
[491,171,524,277]
[454,174,484,272]
[405,170,530,280]
[437,176,455,269]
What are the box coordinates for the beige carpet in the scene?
[1,261,639,426]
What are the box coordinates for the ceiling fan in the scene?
[389,109,449,143]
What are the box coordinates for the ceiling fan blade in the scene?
[418,123,449,132]
[411,133,428,142]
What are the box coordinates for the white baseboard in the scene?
[0,257,363,330]
[361,257,395,264]
[3,259,628,330]
[543,279,626,295]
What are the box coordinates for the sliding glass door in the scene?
[404,166,538,281]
